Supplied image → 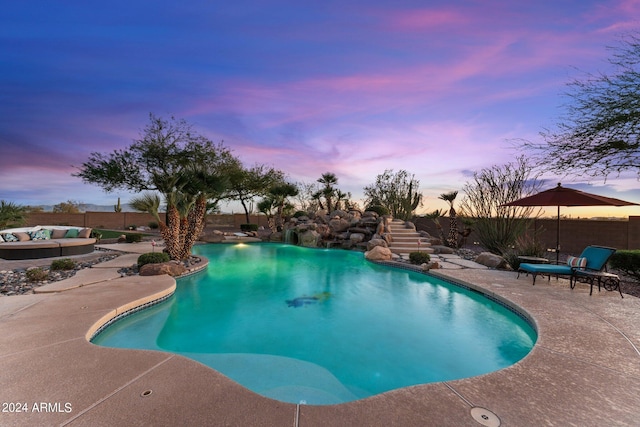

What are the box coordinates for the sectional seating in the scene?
[0,226,96,260]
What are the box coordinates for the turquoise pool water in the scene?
[93,243,536,405]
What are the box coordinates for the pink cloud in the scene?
[384,8,470,30]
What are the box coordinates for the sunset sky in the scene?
[2,1,639,218]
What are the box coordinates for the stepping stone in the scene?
[445,258,488,269]
[91,254,140,269]
[35,268,122,293]
[437,261,465,270]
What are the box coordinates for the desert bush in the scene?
[409,251,431,265]
[240,223,258,232]
[293,211,307,218]
[366,205,390,216]
[609,250,640,282]
[137,252,170,267]
[148,221,159,229]
[503,232,547,270]
[459,156,542,255]
[125,233,143,243]
[26,267,48,282]
[51,258,75,271]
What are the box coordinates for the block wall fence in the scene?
[413,216,640,255]
[21,212,639,255]
[23,212,270,231]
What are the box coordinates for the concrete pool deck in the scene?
[1,243,640,426]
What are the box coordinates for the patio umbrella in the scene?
[502,183,638,262]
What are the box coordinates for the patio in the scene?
[1,243,639,426]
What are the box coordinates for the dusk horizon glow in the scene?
[2,1,640,219]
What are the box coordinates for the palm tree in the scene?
[439,191,459,248]
[267,183,299,231]
[424,209,446,244]
[0,200,28,229]
[317,172,338,212]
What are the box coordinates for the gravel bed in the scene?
[1,252,120,296]
[1,253,202,297]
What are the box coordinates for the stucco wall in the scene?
[413,216,639,254]
[24,212,269,230]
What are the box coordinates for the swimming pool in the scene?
[92,243,536,405]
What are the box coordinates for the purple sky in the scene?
[2,0,639,218]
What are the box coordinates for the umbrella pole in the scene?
[556,206,560,264]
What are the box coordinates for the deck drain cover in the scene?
[470,407,500,427]
[140,390,153,397]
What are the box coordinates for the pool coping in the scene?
[1,245,640,426]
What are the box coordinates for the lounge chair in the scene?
[517,245,616,286]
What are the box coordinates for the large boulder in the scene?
[432,245,455,254]
[350,233,365,244]
[365,246,393,261]
[367,238,388,251]
[299,230,320,247]
[139,261,187,277]
[329,218,351,233]
[474,252,509,269]
[329,210,348,218]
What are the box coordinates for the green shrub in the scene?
[610,250,640,282]
[26,267,48,282]
[51,258,75,271]
[366,205,390,217]
[148,221,159,229]
[240,223,258,232]
[293,211,308,218]
[90,230,102,242]
[137,252,170,267]
[409,251,431,265]
[128,224,137,230]
[125,233,143,243]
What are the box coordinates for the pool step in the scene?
[387,220,433,257]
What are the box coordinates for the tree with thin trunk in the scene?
[521,32,640,179]
[225,162,285,224]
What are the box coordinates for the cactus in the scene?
[114,197,122,213]
[399,181,421,220]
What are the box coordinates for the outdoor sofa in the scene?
[0,226,96,260]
